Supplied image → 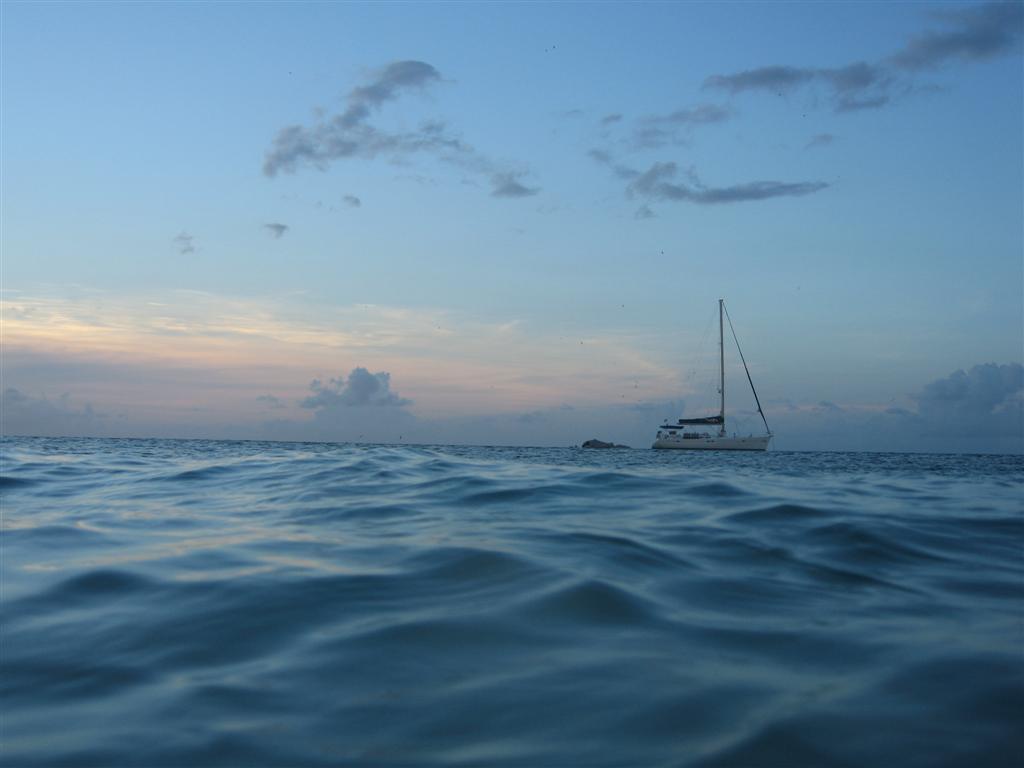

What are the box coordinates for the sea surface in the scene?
[2,437,1022,767]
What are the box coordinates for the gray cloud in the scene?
[704,65,816,94]
[587,148,640,181]
[770,362,1023,453]
[1,388,106,437]
[600,113,623,125]
[264,223,289,239]
[263,60,539,199]
[704,3,1021,113]
[172,232,195,255]
[515,410,545,424]
[649,104,732,125]
[632,103,732,148]
[272,61,440,165]
[491,173,540,198]
[914,362,1023,431]
[705,61,892,113]
[589,149,826,208]
[890,2,1024,71]
[805,133,836,150]
[261,61,456,176]
[628,161,828,205]
[301,367,411,409]
[343,194,362,208]
[346,60,440,119]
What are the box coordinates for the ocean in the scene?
[2,436,1022,767]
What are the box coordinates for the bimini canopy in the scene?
[664,416,724,426]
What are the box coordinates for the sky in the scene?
[2,1,1022,453]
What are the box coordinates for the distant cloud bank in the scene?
[4,359,1020,453]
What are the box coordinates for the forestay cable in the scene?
[723,302,771,435]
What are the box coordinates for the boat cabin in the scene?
[657,424,711,440]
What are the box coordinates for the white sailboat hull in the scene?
[652,434,771,451]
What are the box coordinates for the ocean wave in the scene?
[2,436,1022,766]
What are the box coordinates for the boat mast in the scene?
[718,298,726,436]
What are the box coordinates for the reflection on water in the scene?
[3,437,1022,766]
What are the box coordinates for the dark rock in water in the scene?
[581,439,629,449]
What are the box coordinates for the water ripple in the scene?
[2,436,1021,766]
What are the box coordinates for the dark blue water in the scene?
[2,437,1022,767]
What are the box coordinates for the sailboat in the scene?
[652,299,772,451]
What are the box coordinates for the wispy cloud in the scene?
[703,2,1022,113]
[889,2,1024,71]
[705,62,892,113]
[342,194,362,208]
[172,232,196,255]
[804,133,836,150]
[600,113,623,126]
[589,151,827,206]
[705,65,816,95]
[491,172,539,198]
[263,61,443,176]
[631,103,732,148]
[587,148,639,181]
[264,223,289,239]
[263,59,539,199]
[629,161,827,204]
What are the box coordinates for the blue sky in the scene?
[2,1,1022,451]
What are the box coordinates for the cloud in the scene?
[704,3,1022,113]
[590,149,826,210]
[704,62,892,113]
[172,232,195,255]
[600,113,623,125]
[805,133,836,150]
[346,60,441,118]
[491,173,539,198]
[628,161,828,205]
[914,362,1023,431]
[768,362,1023,453]
[292,367,416,442]
[1,388,106,437]
[343,194,362,208]
[631,103,732,148]
[705,65,816,94]
[256,394,287,409]
[648,104,732,125]
[262,60,539,199]
[264,223,289,239]
[889,2,1024,71]
[301,367,411,409]
[587,148,640,181]
[261,61,458,177]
